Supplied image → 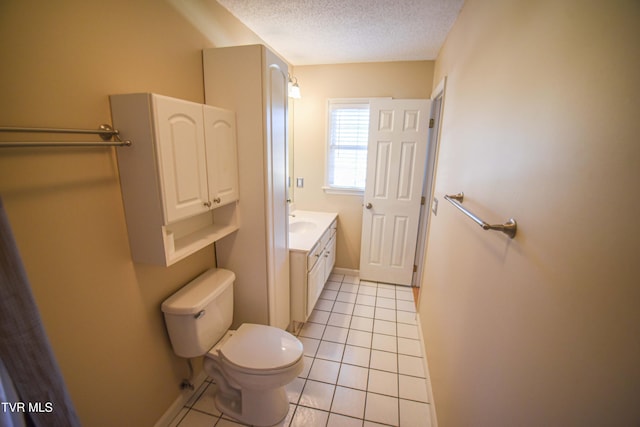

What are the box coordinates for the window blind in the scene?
[327,102,370,190]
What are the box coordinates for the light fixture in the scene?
[288,74,301,99]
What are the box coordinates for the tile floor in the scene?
[168,274,433,427]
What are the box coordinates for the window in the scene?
[325,99,370,193]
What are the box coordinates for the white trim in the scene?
[331,267,360,278]
[431,76,447,101]
[416,312,438,427]
[322,186,364,196]
[153,370,208,427]
[414,76,448,289]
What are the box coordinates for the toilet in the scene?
[161,268,303,426]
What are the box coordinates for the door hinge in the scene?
[413,265,418,273]
[421,196,426,205]
[429,118,435,128]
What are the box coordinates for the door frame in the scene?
[413,77,447,288]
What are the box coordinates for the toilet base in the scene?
[215,385,289,427]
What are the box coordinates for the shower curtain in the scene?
[0,198,81,427]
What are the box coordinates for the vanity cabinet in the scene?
[290,218,338,323]
[110,93,239,266]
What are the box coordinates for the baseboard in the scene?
[416,312,438,427]
[154,370,208,427]
[331,267,359,277]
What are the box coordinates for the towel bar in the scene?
[0,124,131,148]
[444,192,517,238]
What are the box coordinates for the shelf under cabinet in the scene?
[162,201,239,265]
[167,223,239,264]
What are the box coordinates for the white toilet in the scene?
[161,268,303,426]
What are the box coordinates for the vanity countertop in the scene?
[289,210,338,252]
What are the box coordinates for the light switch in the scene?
[296,177,304,188]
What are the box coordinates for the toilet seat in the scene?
[218,324,303,373]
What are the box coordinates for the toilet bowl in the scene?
[161,268,303,426]
[204,324,303,425]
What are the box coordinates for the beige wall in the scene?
[291,61,434,269]
[419,0,640,425]
[0,1,264,426]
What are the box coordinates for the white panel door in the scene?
[154,95,209,224]
[203,105,239,207]
[359,99,431,286]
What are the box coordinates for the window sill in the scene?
[322,186,364,196]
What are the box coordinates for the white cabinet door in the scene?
[324,234,336,281]
[203,105,239,207]
[307,254,326,319]
[265,49,291,330]
[154,95,209,224]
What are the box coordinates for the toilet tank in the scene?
[161,268,235,358]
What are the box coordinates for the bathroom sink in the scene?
[289,221,317,234]
[288,211,338,251]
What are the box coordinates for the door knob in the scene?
[365,203,373,209]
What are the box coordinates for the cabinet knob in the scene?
[213,197,221,204]
[204,201,212,208]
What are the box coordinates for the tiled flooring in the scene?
[168,274,433,427]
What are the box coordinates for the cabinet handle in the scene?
[203,201,212,208]
[213,197,221,204]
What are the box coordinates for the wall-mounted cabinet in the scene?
[110,93,239,266]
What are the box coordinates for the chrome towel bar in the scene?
[0,124,131,148]
[444,192,517,238]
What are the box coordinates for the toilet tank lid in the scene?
[161,268,235,315]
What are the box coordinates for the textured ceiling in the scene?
[216,0,465,65]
